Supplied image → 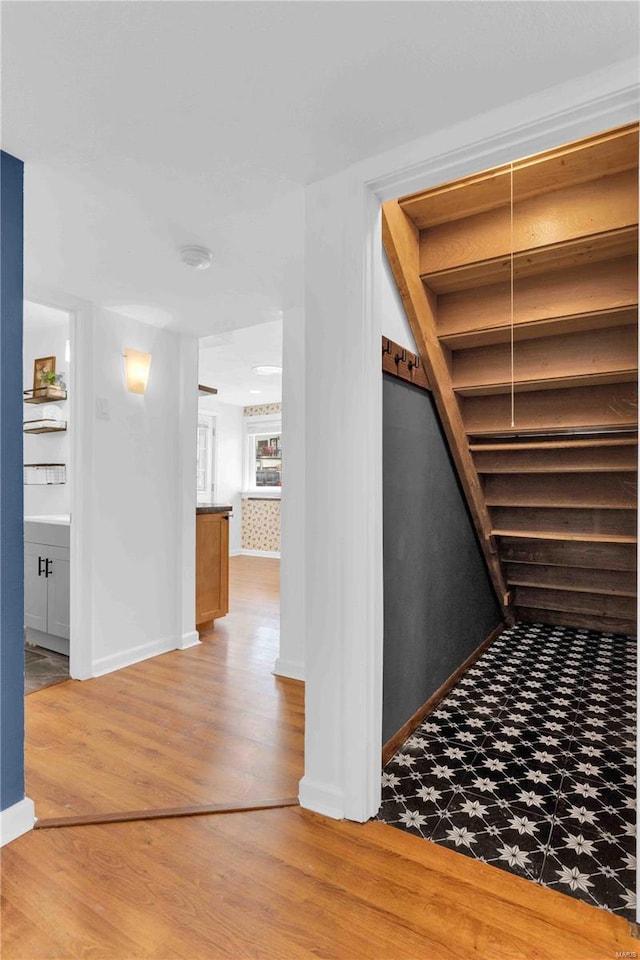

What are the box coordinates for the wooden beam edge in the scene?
[382,624,506,766]
[34,797,300,830]
[382,199,512,620]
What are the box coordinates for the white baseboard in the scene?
[240,548,281,559]
[229,548,242,557]
[0,797,36,846]
[273,657,305,682]
[298,777,344,820]
[91,635,178,677]
[177,630,200,650]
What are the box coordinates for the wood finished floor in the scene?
[2,556,637,959]
[23,556,302,819]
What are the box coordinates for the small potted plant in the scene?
[39,370,66,398]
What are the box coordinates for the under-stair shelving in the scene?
[383,121,638,636]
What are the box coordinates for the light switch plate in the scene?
[95,397,111,421]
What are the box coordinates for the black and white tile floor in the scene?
[378,622,637,920]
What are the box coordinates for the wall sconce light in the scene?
[123,348,152,394]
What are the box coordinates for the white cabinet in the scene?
[24,521,70,655]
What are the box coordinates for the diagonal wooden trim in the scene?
[382,200,511,618]
[382,624,506,766]
[34,797,299,830]
[382,336,430,391]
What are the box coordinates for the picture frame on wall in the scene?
[32,356,56,392]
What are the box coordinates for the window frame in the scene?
[242,412,282,497]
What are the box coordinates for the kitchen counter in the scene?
[196,504,232,515]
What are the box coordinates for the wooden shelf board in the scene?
[467,423,639,440]
[506,577,636,598]
[492,529,637,544]
[23,391,67,404]
[454,369,638,398]
[517,605,636,636]
[23,424,67,435]
[477,465,637,474]
[439,307,638,351]
[421,227,638,294]
[469,436,638,451]
[436,256,638,343]
[400,123,639,228]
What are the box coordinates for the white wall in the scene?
[84,308,198,675]
[22,314,70,516]
[276,305,305,680]
[381,251,417,353]
[198,396,243,555]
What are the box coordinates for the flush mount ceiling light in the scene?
[179,245,213,270]
[249,389,262,395]
[251,365,282,376]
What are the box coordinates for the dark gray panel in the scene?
[383,374,501,746]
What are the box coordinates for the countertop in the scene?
[196,504,233,515]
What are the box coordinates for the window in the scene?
[196,412,216,503]
[253,432,282,487]
[243,413,282,495]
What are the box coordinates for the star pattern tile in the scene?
[377,623,637,921]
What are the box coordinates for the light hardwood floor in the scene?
[2,556,637,959]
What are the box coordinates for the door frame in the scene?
[298,57,639,850]
[23,287,95,680]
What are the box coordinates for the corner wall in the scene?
[84,309,198,675]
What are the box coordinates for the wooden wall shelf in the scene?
[23,387,67,404]
[23,420,67,435]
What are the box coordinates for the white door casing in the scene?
[297,59,639,838]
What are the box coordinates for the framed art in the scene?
[32,356,56,392]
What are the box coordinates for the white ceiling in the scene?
[199,318,283,406]
[2,1,638,342]
[24,301,70,330]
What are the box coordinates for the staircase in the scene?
[383,122,638,636]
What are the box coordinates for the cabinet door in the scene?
[196,513,229,625]
[24,541,48,633]
[47,545,70,639]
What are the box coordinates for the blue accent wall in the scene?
[1,151,25,811]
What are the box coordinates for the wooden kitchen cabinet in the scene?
[195,511,229,630]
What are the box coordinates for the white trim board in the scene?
[90,634,182,677]
[273,657,305,682]
[298,58,639,832]
[177,631,201,650]
[0,797,35,846]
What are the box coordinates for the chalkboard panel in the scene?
[383,373,501,746]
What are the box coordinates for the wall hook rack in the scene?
[382,337,430,392]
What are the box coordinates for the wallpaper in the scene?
[242,497,281,552]
[243,402,282,417]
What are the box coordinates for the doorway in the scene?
[22,300,73,693]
